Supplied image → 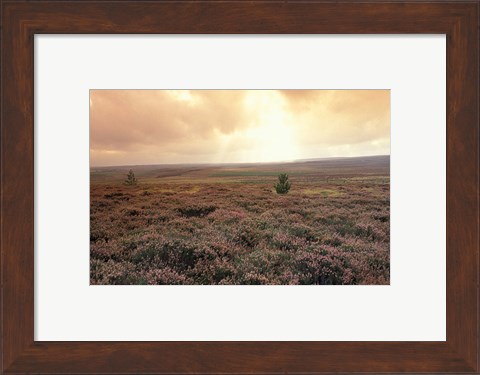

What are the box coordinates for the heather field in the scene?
[90,155,390,285]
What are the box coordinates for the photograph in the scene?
[90,89,390,285]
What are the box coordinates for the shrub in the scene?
[274,173,291,194]
[90,167,390,285]
[295,246,351,285]
[178,205,216,217]
[124,169,137,185]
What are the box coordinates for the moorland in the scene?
[90,155,390,285]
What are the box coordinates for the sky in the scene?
[90,90,390,167]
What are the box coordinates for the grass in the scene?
[210,171,299,177]
[302,188,343,197]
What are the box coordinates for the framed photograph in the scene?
[1,1,478,374]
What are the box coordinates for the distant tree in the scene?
[274,173,291,194]
[124,169,137,186]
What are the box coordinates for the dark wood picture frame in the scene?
[1,1,479,373]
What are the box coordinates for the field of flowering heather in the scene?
[90,155,389,285]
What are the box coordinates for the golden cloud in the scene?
[90,89,389,166]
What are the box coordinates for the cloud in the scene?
[90,90,390,166]
[279,90,390,146]
[90,90,252,150]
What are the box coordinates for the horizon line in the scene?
[90,154,390,169]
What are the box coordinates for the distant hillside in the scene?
[91,155,389,184]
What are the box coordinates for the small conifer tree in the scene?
[274,173,291,194]
[124,169,137,186]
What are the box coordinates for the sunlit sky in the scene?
[90,90,390,167]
